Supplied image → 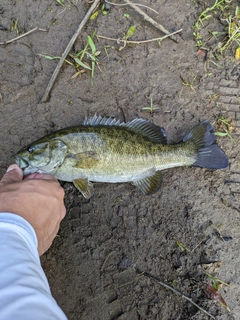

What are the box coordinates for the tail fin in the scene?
[183,120,229,169]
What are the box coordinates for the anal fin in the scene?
[132,171,163,195]
[73,178,94,199]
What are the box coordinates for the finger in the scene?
[0,164,23,183]
[60,205,67,220]
[24,173,58,181]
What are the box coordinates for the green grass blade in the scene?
[73,57,92,70]
[87,36,96,54]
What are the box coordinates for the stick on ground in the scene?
[97,29,182,45]
[41,0,101,103]
[138,270,216,319]
[0,27,46,45]
[123,0,179,43]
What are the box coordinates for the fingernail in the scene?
[7,164,19,172]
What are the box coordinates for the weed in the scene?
[101,4,108,15]
[87,35,101,78]
[10,19,19,35]
[175,239,190,252]
[39,31,101,78]
[104,45,111,56]
[193,1,240,58]
[215,115,235,142]
[218,6,240,54]
[179,71,197,96]
[193,0,226,30]
[38,54,73,65]
[123,25,136,40]
[90,4,108,20]
[142,98,159,114]
[211,221,233,242]
[90,11,99,20]
[209,93,220,103]
[70,31,101,78]
[204,270,231,289]
[67,99,73,105]
[56,0,64,6]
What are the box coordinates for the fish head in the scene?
[15,138,68,176]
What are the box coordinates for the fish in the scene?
[15,115,229,199]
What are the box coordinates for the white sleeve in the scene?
[0,212,67,320]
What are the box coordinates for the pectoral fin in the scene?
[73,178,94,199]
[132,171,163,195]
[67,151,99,169]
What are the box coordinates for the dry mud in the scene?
[0,1,240,319]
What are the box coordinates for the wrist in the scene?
[0,212,38,248]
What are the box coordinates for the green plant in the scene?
[193,1,240,57]
[175,239,190,252]
[193,0,226,30]
[219,6,240,54]
[209,93,220,103]
[215,116,235,142]
[70,31,101,78]
[142,98,159,114]
[56,0,64,6]
[90,4,108,20]
[180,72,197,92]
[10,19,19,35]
[39,31,101,79]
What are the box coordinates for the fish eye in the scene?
[27,146,34,153]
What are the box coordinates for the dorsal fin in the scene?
[83,115,121,126]
[83,115,167,144]
[120,118,167,144]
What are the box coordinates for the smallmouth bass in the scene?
[15,115,229,198]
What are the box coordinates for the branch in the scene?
[123,0,179,43]
[0,27,46,45]
[138,270,216,319]
[97,29,182,45]
[104,0,159,14]
[41,0,101,103]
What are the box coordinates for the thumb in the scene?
[1,164,23,183]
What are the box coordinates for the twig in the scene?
[123,0,179,43]
[97,29,182,45]
[104,0,159,14]
[41,0,101,103]
[0,27,46,45]
[138,270,216,319]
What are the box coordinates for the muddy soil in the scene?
[1,0,240,319]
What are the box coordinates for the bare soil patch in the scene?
[1,1,240,319]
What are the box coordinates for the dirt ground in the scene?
[1,0,240,319]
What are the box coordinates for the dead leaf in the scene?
[235,47,240,60]
[201,261,222,274]
[205,284,230,313]
[71,69,86,79]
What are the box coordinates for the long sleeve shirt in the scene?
[0,212,67,320]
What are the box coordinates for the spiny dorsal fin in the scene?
[132,171,163,195]
[83,115,121,126]
[83,115,167,144]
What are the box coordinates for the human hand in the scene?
[0,164,66,255]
